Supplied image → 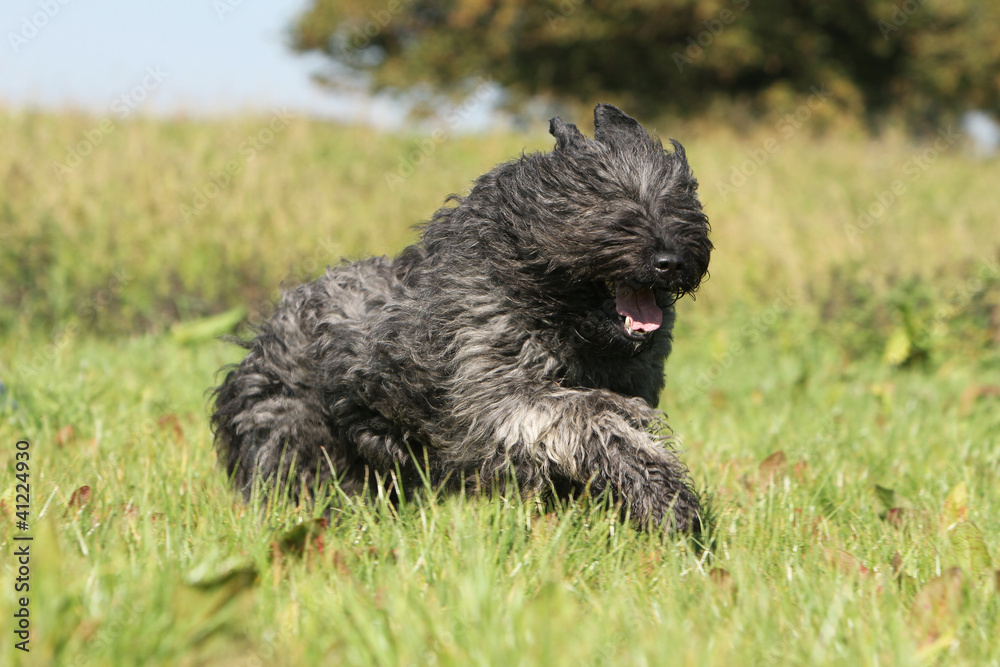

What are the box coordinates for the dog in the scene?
[212,104,712,532]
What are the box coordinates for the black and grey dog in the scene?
[212,104,712,531]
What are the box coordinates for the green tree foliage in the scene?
[290,0,1000,120]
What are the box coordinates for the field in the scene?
[1,107,999,665]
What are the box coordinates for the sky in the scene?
[0,0,467,129]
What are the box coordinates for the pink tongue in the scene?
[615,285,662,332]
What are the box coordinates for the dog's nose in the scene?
[654,252,684,275]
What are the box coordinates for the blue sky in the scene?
[0,0,421,127]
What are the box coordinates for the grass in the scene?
[1,106,999,665]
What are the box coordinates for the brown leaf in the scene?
[884,507,906,528]
[330,550,352,576]
[708,567,737,599]
[891,551,904,578]
[910,567,965,650]
[941,482,969,528]
[272,518,328,559]
[881,507,932,533]
[327,545,383,576]
[758,451,787,486]
[809,516,832,542]
[870,382,896,399]
[68,485,92,508]
[312,532,325,556]
[883,507,929,529]
[310,519,328,556]
[56,425,77,446]
[823,548,871,576]
[958,384,1000,416]
[639,550,661,577]
[75,620,100,643]
[156,414,185,441]
[708,389,728,408]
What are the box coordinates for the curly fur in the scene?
[211,104,712,531]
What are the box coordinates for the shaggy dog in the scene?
[212,104,712,532]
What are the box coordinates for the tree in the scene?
[289,0,1000,121]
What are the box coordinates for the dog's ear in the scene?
[593,104,650,150]
[549,117,586,152]
[667,139,697,189]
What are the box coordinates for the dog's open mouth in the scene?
[604,281,662,340]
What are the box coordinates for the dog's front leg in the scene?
[457,385,701,532]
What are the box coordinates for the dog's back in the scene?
[212,256,405,500]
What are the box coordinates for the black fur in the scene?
[212,104,712,531]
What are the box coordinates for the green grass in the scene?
[1,108,999,665]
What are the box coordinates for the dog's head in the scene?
[465,104,712,353]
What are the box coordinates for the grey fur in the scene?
[211,104,712,532]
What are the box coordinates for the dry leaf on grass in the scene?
[941,482,970,527]
[56,425,77,446]
[958,384,1000,416]
[708,567,737,599]
[822,548,871,576]
[910,567,965,655]
[271,518,329,558]
[156,413,186,441]
[68,485,92,508]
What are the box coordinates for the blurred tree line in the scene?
[290,0,1000,125]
